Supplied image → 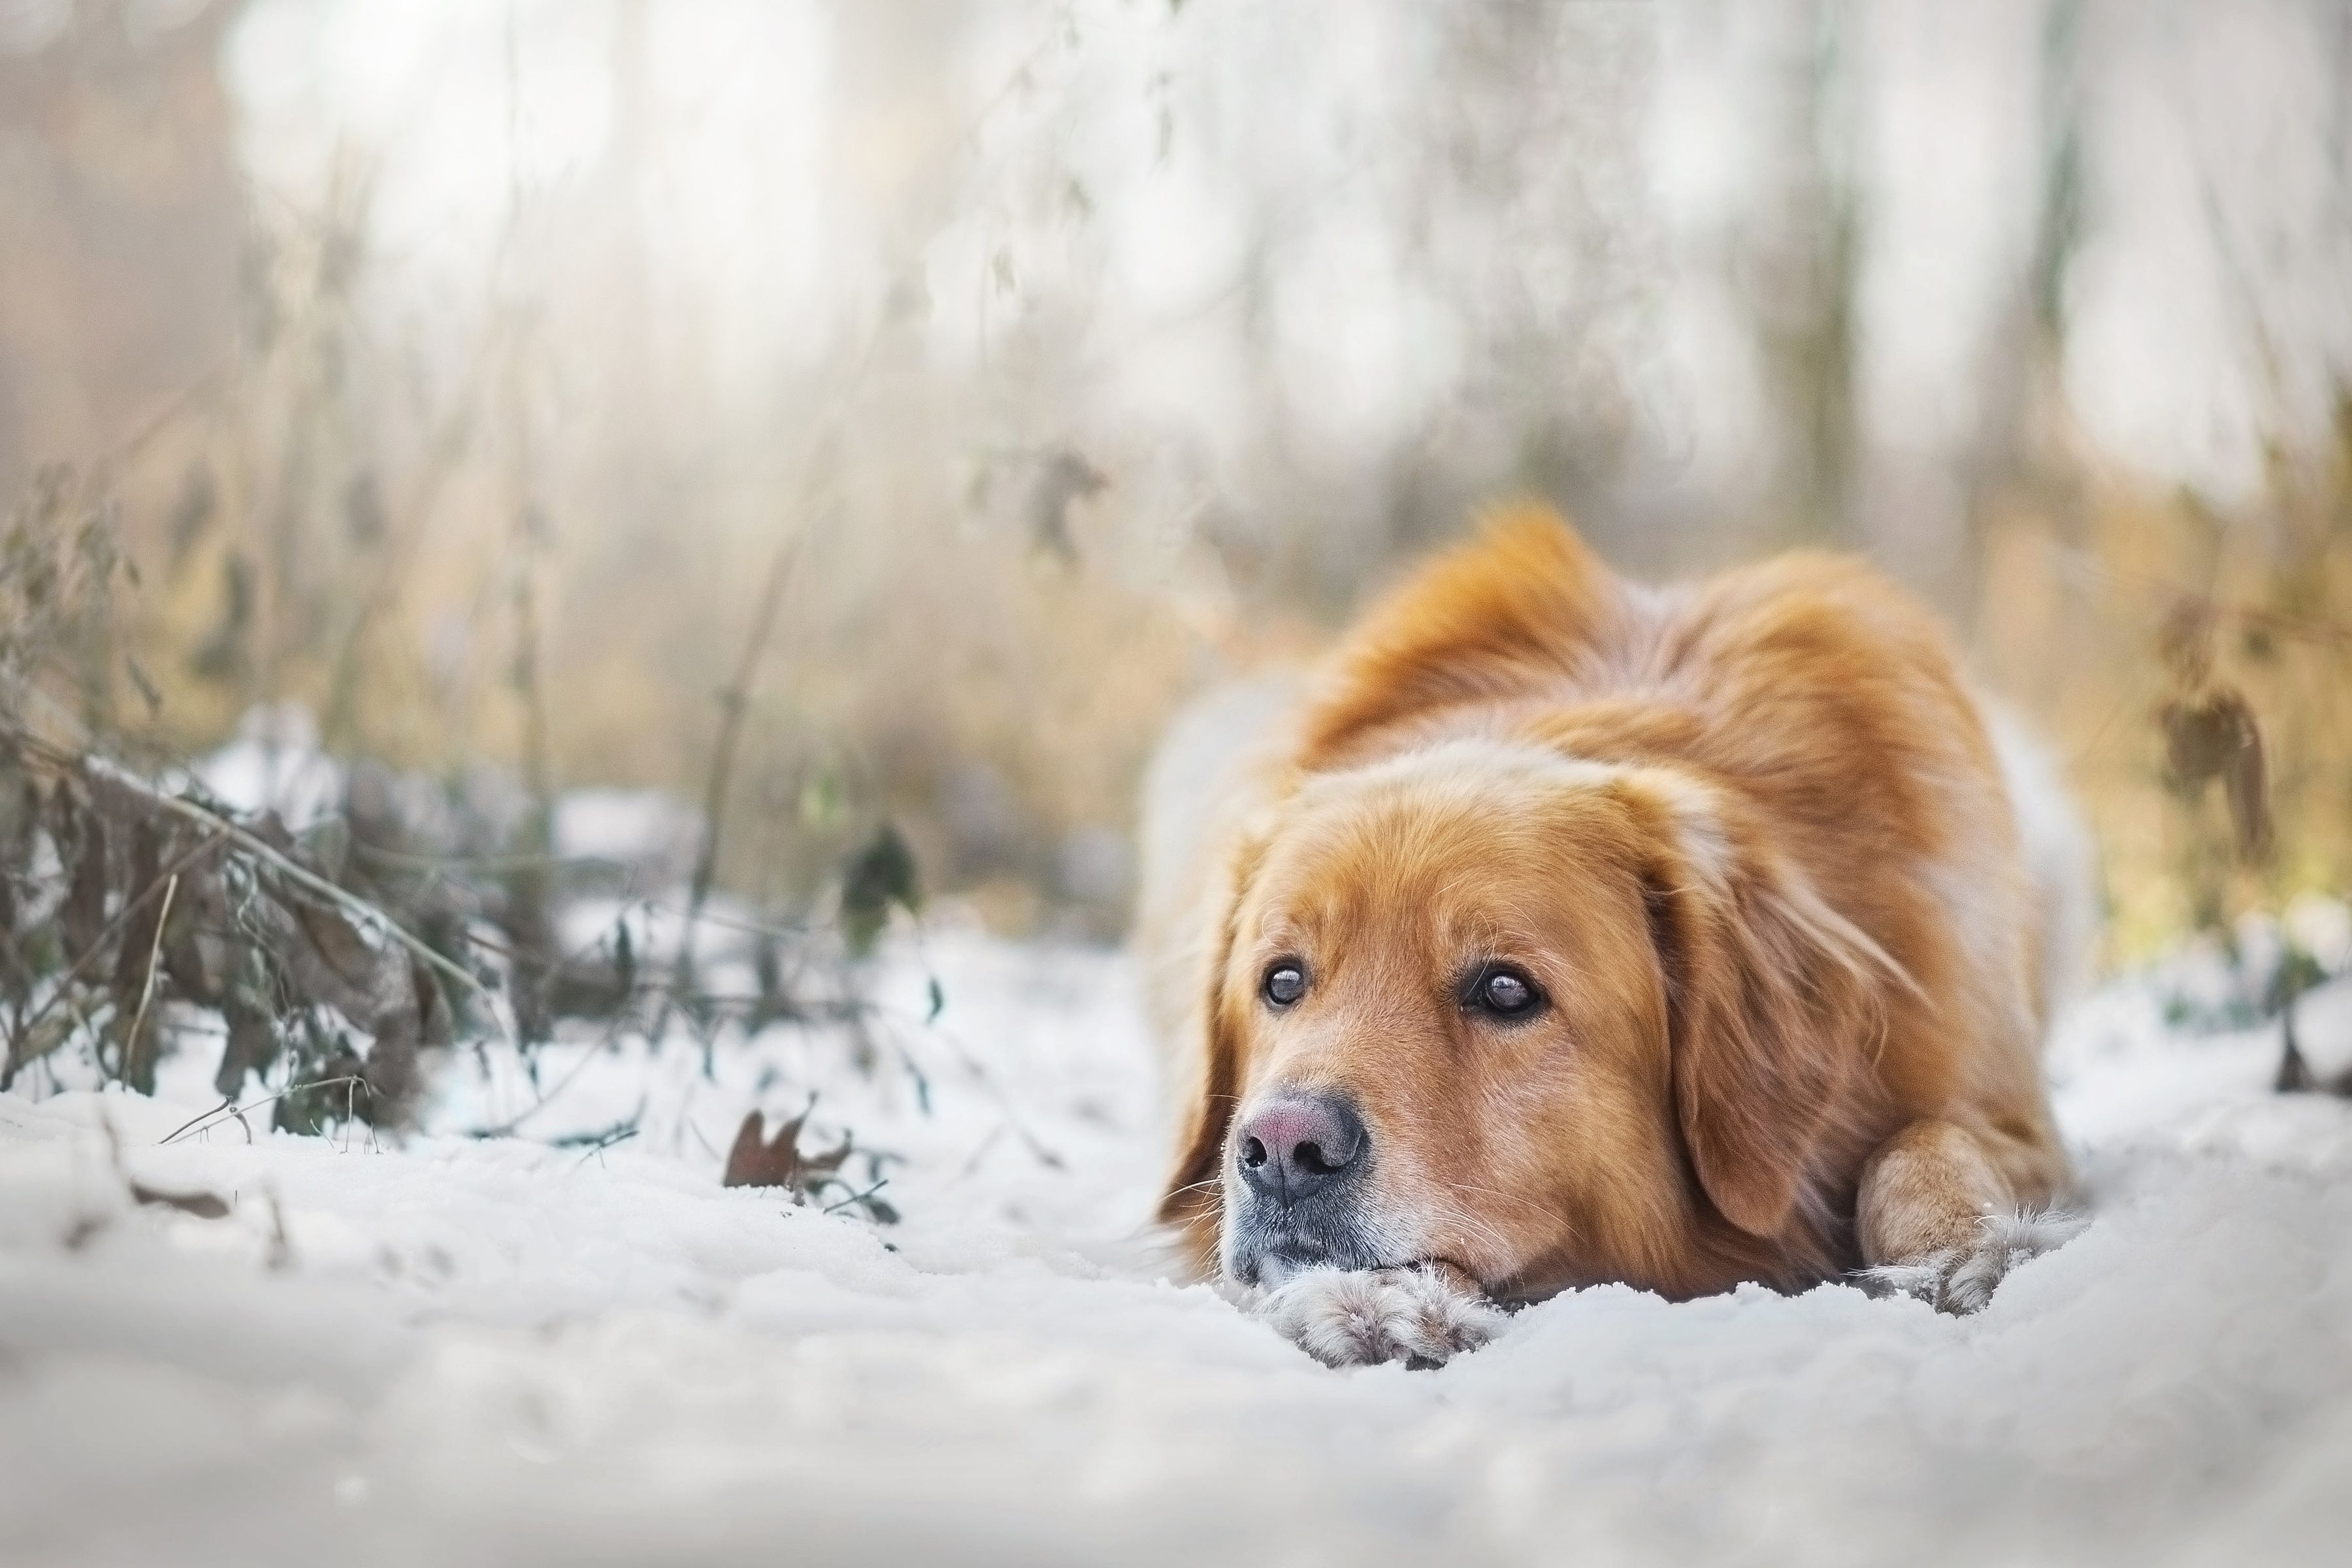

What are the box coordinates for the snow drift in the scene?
[2,928,2348,1567]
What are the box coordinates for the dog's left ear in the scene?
[1154,823,1267,1272]
[1643,813,1884,1238]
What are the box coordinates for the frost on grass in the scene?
[3,933,2352,1567]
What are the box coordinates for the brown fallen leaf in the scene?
[722,1105,852,1195]
[130,1181,230,1219]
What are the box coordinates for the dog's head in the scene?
[1157,736,1886,1298]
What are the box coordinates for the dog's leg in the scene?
[1256,1262,1507,1368]
[1855,1119,2083,1313]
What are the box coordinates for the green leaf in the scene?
[798,770,843,829]
[839,822,920,958]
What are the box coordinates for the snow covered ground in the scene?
[3,922,2350,1568]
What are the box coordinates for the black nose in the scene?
[1235,1092,1367,1205]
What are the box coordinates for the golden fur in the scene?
[1139,508,2078,1339]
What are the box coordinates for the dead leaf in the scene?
[722,1106,853,1194]
[2159,686,2270,860]
[129,1181,230,1219]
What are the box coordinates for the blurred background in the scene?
[4,0,2349,964]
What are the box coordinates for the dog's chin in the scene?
[1226,1222,1374,1288]
[1229,1241,1322,1290]
[1237,1247,1488,1294]
[1228,1219,1482,1292]
[1243,1249,1316,1290]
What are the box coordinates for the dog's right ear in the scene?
[1636,787,1891,1242]
[1154,823,1267,1275]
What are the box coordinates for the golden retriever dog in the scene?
[1134,508,2092,1367]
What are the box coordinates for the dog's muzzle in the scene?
[1224,1090,1386,1286]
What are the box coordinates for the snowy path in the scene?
[3,931,2349,1567]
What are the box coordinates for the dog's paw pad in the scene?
[1861,1209,2088,1315]
[1259,1266,1507,1367]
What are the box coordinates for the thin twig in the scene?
[461,1018,623,1139]
[120,874,178,1077]
[157,1094,240,1146]
[821,1177,892,1216]
[351,841,623,873]
[650,294,902,1041]
[566,1121,641,1168]
[644,899,821,943]
[459,888,644,984]
[654,530,806,1039]
[870,1001,1066,1170]
[2040,536,2352,650]
[161,1074,367,1146]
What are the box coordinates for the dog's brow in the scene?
[1257,911,1315,953]
[1430,900,1540,959]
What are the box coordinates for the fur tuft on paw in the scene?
[1859,1207,2088,1314]
[1257,1264,1507,1367]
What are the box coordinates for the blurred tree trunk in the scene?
[597,0,657,534]
[1958,0,2087,629]
[1746,0,1863,546]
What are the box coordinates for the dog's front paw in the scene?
[1861,1209,2087,1314]
[1258,1264,1507,1367]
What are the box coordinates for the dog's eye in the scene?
[1467,964,1544,1019]
[1262,962,1307,1008]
